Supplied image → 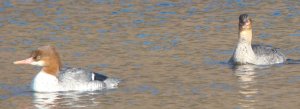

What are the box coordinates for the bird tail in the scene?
[286,59,300,64]
[104,78,120,89]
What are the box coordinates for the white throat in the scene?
[31,70,60,92]
[31,61,46,66]
[233,31,256,64]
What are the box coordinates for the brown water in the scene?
[0,0,300,109]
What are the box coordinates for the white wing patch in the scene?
[92,73,95,81]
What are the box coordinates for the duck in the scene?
[14,45,119,92]
[229,14,286,65]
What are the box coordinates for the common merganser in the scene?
[14,45,119,92]
[229,14,286,65]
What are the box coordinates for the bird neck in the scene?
[42,59,61,77]
[238,29,252,45]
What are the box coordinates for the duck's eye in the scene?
[35,55,41,60]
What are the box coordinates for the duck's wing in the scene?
[59,67,108,82]
[252,44,286,63]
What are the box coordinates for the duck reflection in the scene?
[33,92,60,109]
[32,91,105,109]
[233,65,270,109]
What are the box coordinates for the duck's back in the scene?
[58,67,119,91]
[252,44,286,64]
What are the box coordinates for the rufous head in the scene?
[14,45,61,76]
[239,14,252,31]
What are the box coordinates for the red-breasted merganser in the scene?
[14,45,119,92]
[229,14,286,65]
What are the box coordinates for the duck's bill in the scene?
[14,57,33,65]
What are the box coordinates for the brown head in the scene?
[238,14,253,43]
[239,14,252,31]
[14,45,61,76]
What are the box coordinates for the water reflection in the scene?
[33,92,59,109]
[33,91,106,109]
[233,65,270,109]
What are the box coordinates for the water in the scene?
[0,0,299,109]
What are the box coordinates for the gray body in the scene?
[229,44,286,65]
[58,67,120,91]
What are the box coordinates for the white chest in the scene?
[31,71,61,92]
[234,43,256,64]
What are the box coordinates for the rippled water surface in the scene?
[0,0,300,109]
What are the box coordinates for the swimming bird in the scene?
[229,14,286,65]
[14,45,119,92]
